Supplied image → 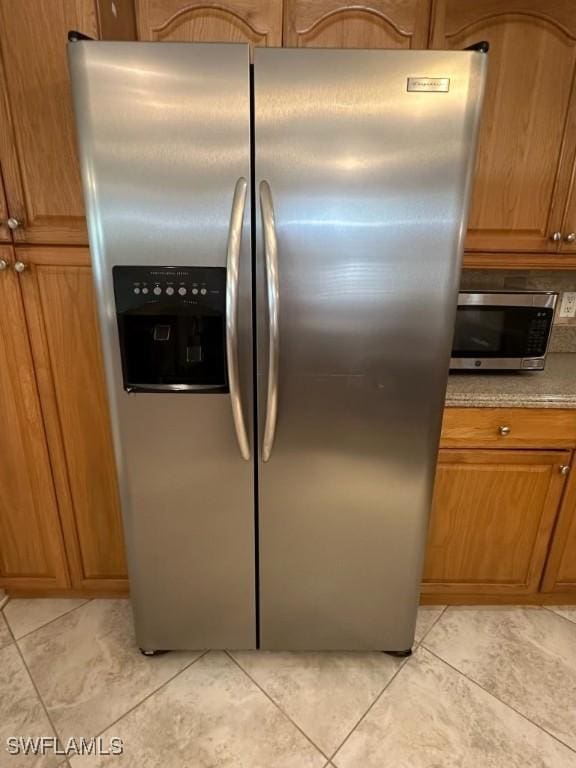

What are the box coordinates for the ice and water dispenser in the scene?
[113,266,228,393]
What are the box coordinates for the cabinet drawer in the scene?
[441,408,576,448]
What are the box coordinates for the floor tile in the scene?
[423,606,576,750]
[0,643,61,768]
[18,599,201,744]
[69,651,325,768]
[231,647,401,755]
[5,598,89,639]
[333,647,576,768]
[414,606,445,644]
[0,610,13,649]
[548,606,576,625]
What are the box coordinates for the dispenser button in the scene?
[153,286,162,296]
[200,288,207,295]
[133,287,141,294]
[142,287,149,294]
[165,286,175,296]
[192,288,199,295]
[178,287,187,296]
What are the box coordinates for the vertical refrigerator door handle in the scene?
[226,177,250,460]
[259,180,279,463]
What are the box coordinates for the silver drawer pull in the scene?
[498,425,511,436]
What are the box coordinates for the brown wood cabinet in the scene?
[560,169,576,254]
[0,0,135,248]
[0,172,9,242]
[136,0,283,45]
[0,246,70,590]
[17,247,128,592]
[0,1,98,245]
[542,461,576,592]
[423,448,571,596]
[283,0,431,48]
[430,0,576,256]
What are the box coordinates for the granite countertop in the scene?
[445,353,576,409]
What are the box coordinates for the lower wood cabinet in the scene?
[1,267,575,604]
[0,246,69,589]
[423,449,571,597]
[542,462,576,593]
[17,247,128,593]
[0,246,128,595]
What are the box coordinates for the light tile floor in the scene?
[1,599,576,767]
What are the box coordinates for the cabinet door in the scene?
[0,1,98,245]
[284,0,431,48]
[542,459,576,592]
[431,1,576,253]
[423,449,570,596]
[560,169,576,253]
[0,246,69,590]
[136,0,283,45]
[18,247,128,592]
[0,171,9,242]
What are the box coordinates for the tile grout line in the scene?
[10,620,65,752]
[421,644,576,756]
[327,653,411,763]
[325,605,448,763]
[542,605,576,628]
[67,649,212,745]
[225,650,331,763]
[3,598,92,643]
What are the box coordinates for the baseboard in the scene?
[420,592,576,606]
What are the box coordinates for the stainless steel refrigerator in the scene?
[68,40,486,653]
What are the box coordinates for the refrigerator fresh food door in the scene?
[69,42,255,649]
[255,48,486,650]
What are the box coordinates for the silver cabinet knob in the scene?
[7,217,22,230]
[564,232,576,243]
[550,231,563,242]
[498,425,511,436]
[14,261,27,273]
[0,259,7,271]
[560,465,570,476]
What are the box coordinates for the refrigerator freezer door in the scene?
[255,48,486,650]
[69,42,255,649]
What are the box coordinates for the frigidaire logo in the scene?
[407,77,450,92]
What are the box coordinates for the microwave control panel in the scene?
[525,309,553,358]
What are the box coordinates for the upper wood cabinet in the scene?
[0,0,136,248]
[560,167,576,253]
[0,172,9,242]
[136,0,283,45]
[284,0,432,48]
[431,0,576,255]
[423,448,570,596]
[17,247,128,592]
[0,246,70,590]
[0,1,98,245]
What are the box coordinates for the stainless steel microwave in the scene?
[450,291,558,371]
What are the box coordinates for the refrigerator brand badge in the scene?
[407,77,450,93]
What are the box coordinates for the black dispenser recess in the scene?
[113,266,228,393]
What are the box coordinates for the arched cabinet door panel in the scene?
[431,0,576,254]
[284,0,432,48]
[136,0,282,46]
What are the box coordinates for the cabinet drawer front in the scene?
[441,408,576,448]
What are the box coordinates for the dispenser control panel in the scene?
[113,266,226,314]
[112,265,228,394]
